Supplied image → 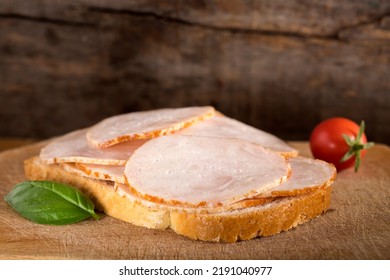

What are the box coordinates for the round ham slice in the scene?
[86,106,216,148]
[119,157,335,214]
[178,115,298,156]
[254,157,336,197]
[40,129,146,165]
[124,135,290,208]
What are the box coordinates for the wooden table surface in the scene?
[0,139,389,260]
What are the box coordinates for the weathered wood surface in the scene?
[0,0,389,144]
[0,141,389,259]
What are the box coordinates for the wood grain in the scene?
[0,0,389,145]
[0,141,389,260]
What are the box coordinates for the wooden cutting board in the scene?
[0,141,389,260]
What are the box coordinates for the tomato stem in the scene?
[340,121,374,172]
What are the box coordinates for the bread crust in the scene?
[170,186,331,242]
[24,156,331,242]
[24,157,171,230]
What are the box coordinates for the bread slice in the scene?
[24,157,171,230]
[24,156,331,243]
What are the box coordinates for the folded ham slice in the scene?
[86,106,216,148]
[124,135,290,208]
[40,129,146,165]
[178,115,298,156]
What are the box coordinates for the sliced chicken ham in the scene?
[61,162,126,184]
[178,115,298,156]
[255,157,336,197]
[124,135,290,208]
[86,106,216,148]
[119,156,335,214]
[40,129,146,165]
[71,157,335,201]
[115,181,279,214]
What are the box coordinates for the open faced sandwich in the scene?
[24,106,336,242]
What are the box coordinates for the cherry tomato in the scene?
[309,117,374,172]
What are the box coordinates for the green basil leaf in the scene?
[4,181,101,225]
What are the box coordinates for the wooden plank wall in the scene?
[0,0,389,144]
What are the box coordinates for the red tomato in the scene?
[310,118,373,172]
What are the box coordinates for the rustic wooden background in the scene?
[0,0,389,144]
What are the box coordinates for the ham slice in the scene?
[119,157,335,214]
[255,157,336,197]
[86,106,216,148]
[178,115,298,156]
[61,162,126,184]
[40,129,146,165]
[115,181,278,214]
[124,135,290,208]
